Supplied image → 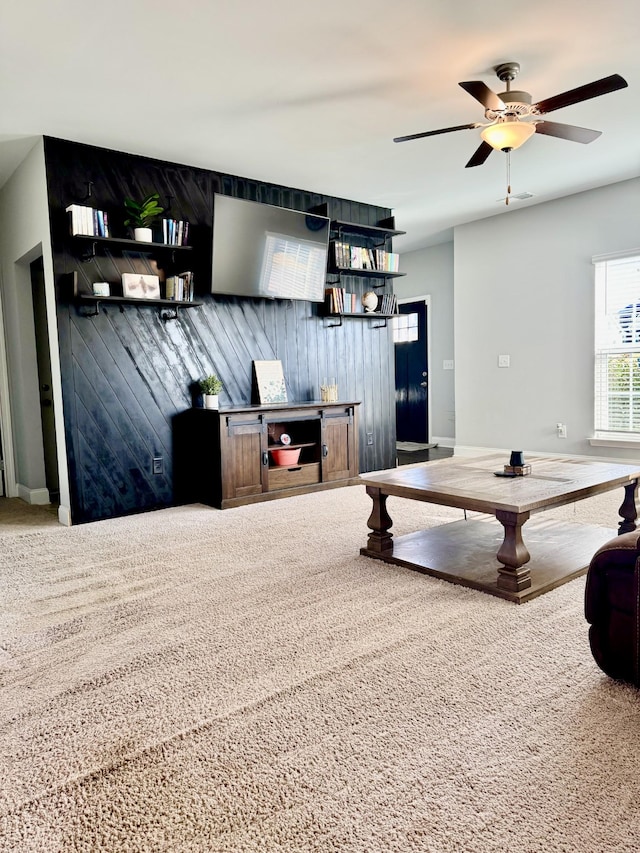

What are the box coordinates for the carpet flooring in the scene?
[1,484,639,851]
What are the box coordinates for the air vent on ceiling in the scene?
[496,191,534,202]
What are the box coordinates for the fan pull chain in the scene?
[505,151,512,206]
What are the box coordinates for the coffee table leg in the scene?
[495,510,532,592]
[618,480,638,534]
[364,486,393,554]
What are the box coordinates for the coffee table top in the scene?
[359,454,640,514]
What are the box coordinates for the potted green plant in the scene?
[199,374,223,410]
[123,192,164,242]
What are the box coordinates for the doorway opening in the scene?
[30,257,59,504]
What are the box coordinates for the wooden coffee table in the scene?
[359,454,640,603]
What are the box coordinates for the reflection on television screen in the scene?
[211,194,330,303]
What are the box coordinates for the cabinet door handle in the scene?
[322,444,328,458]
[262,451,269,466]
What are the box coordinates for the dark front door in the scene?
[395,299,428,443]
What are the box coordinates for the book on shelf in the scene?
[343,292,359,313]
[325,286,343,314]
[165,271,194,302]
[325,287,368,314]
[324,285,400,315]
[161,218,190,246]
[379,293,398,315]
[329,240,400,273]
[66,204,110,238]
[375,249,399,272]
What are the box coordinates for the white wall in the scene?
[0,139,71,521]
[395,241,455,443]
[454,177,640,460]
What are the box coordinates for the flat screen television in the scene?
[211,194,330,302]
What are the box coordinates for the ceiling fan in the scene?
[393,62,628,169]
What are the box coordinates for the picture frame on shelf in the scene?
[252,359,288,405]
[121,273,161,300]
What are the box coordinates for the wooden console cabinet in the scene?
[174,401,360,509]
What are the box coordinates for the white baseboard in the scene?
[431,436,455,448]
[453,445,500,457]
[453,444,640,466]
[57,504,72,526]
[17,484,51,505]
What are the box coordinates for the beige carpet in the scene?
[0,497,59,531]
[1,484,639,851]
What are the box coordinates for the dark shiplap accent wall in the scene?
[45,138,397,523]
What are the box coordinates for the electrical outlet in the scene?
[152,456,163,474]
[443,359,454,370]
[556,423,567,439]
[366,432,374,446]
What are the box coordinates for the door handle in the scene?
[420,381,427,387]
[262,451,269,466]
[322,444,328,458]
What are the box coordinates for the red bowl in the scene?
[270,447,301,466]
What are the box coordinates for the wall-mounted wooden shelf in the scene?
[328,267,405,283]
[76,293,201,321]
[324,312,398,329]
[330,219,406,238]
[71,233,193,251]
[307,203,405,237]
[71,233,193,262]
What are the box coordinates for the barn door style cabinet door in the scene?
[222,413,264,502]
[321,407,358,482]
[174,402,360,509]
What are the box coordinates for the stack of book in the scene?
[165,271,195,302]
[378,293,398,315]
[326,287,386,314]
[325,287,363,314]
[325,287,344,313]
[375,249,400,272]
[66,204,110,238]
[330,241,399,273]
[162,219,189,246]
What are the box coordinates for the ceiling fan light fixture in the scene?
[480,120,535,152]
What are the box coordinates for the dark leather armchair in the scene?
[585,530,640,686]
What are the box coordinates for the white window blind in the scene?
[594,253,640,437]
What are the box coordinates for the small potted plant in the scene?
[123,192,164,242]
[199,374,223,410]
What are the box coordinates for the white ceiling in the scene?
[1,0,639,253]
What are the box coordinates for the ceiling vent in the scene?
[496,191,534,202]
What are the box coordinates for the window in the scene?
[594,252,640,437]
[392,312,418,343]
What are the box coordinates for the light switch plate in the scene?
[498,354,510,368]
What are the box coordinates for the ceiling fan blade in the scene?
[534,120,602,144]
[534,73,628,115]
[465,141,493,168]
[459,81,506,112]
[393,123,480,143]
